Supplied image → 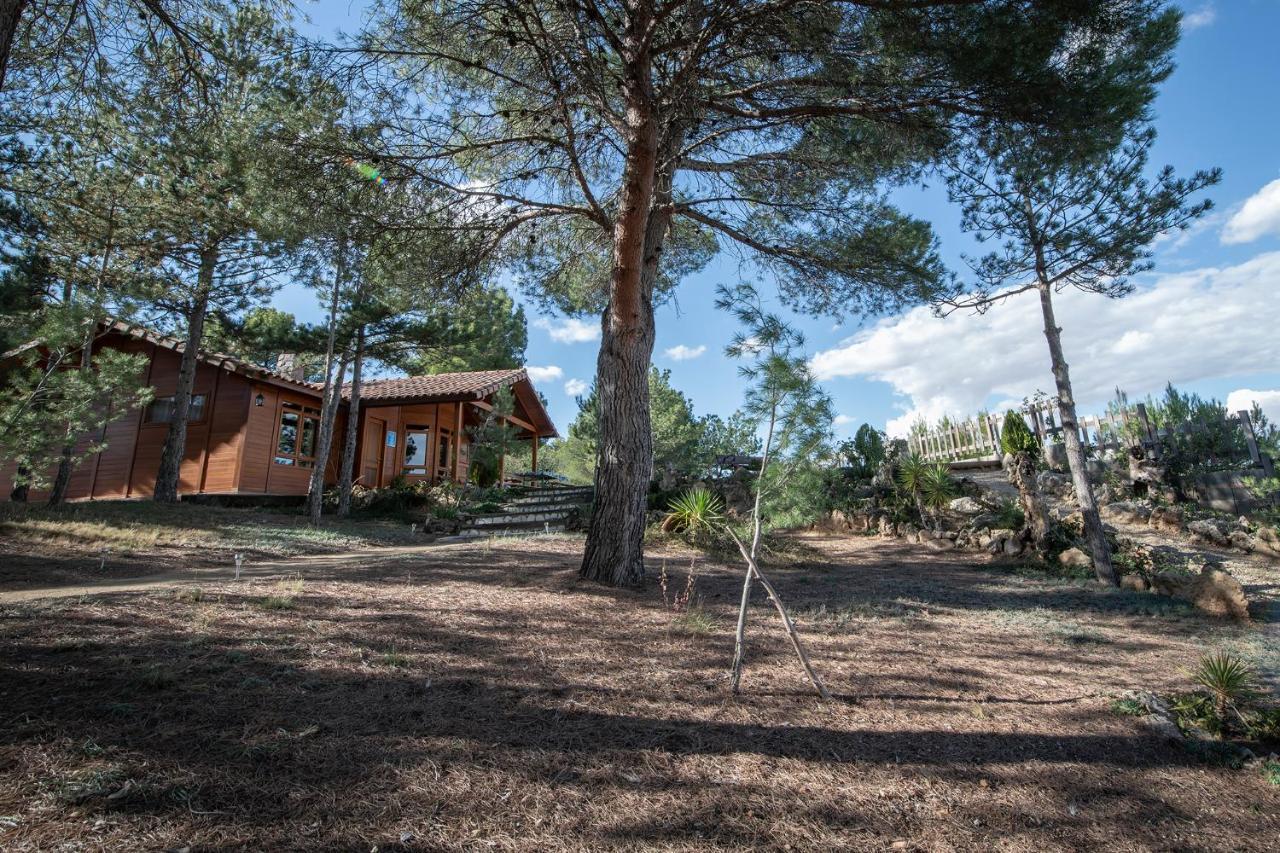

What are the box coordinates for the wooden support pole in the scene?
[531,430,538,474]
[453,402,464,483]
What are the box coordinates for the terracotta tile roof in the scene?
[347,369,527,402]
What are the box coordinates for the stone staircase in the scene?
[450,484,595,540]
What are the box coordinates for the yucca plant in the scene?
[920,462,958,512]
[895,453,930,525]
[1192,652,1258,725]
[661,487,725,533]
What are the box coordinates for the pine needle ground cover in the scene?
[0,534,1276,850]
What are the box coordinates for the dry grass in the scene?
[0,533,1276,851]
[0,501,423,587]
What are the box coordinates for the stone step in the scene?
[466,508,575,526]
[446,521,568,540]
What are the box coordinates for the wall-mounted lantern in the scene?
[254,393,265,407]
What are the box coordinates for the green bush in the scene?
[1000,410,1039,456]
[662,487,725,533]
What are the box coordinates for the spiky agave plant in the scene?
[920,462,959,513]
[1192,652,1258,725]
[895,453,930,525]
[662,487,725,533]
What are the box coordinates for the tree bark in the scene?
[154,246,216,503]
[306,242,349,523]
[47,323,95,506]
[1036,282,1117,585]
[335,325,365,518]
[0,0,26,94]
[1006,450,1050,550]
[579,21,666,586]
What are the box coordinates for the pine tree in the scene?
[941,118,1218,585]
[362,0,1187,586]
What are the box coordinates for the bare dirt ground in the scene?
[1,532,1276,851]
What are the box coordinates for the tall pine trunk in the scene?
[0,0,26,94]
[305,242,349,523]
[335,326,364,518]
[579,30,663,586]
[154,246,216,503]
[306,353,347,523]
[1036,282,1117,585]
[47,322,95,505]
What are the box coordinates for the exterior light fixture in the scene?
[254,393,265,407]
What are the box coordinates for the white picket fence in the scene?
[907,401,1275,477]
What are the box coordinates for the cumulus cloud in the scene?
[1222,178,1280,244]
[524,365,563,383]
[1181,4,1216,30]
[534,316,600,344]
[664,344,707,361]
[564,378,589,397]
[1226,388,1280,424]
[811,252,1280,437]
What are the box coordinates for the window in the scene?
[145,394,207,424]
[402,426,430,476]
[273,402,321,467]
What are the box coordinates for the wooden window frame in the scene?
[272,401,322,469]
[401,425,432,477]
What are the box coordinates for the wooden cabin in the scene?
[1,321,557,502]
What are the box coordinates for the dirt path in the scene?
[0,540,481,603]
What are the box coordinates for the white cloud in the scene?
[534,316,600,344]
[1226,388,1280,424]
[564,378,589,397]
[1182,4,1216,31]
[833,414,855,425]
[811,252,1280,437]
[1222,178,1280,244]
[524,365,563,383]
[664,344,707,361]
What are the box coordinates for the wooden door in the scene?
[362,417,386,488]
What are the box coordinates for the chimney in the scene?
[275,353,306,381]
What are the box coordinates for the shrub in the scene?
[919,462,958,512]
[1192,652,1259,721]
[662,487,724,533]
[1001,410,1040,456]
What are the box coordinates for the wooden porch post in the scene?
[531,430,538,474]
[433,402,441,485]
[452,402,464,483]
[497,414,506,484]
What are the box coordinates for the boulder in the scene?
[1101,501,1152,525]
[1255,525,1280,558]
[1151,565,1250,621]
[1148,506,1184,534]
[1002,535,1025,557]
[948,496,985,515]
[1186,519,1230,548]
[1058,547,1093,570]
[1120,573,1150,592]
[1184,565,1250,621]
[1228,530,1254,552]
[1036,470,1073,500]
[925,536,956,551]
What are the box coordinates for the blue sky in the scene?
[283,1,1280,439]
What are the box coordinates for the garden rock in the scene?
[1148,506,1184,533]
[925,536,956,551]
[1186,519,1230,548]
[1100,501,1152,525]
[1228,530,1254,552]
[1036,470,1073,500]
[948,496,985,515]
[1058,547,1092,570]
[1151,565,1249,621]
[1120,573,1149,592]
[1254,526,1280,558]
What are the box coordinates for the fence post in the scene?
[1238,410,1275,477]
